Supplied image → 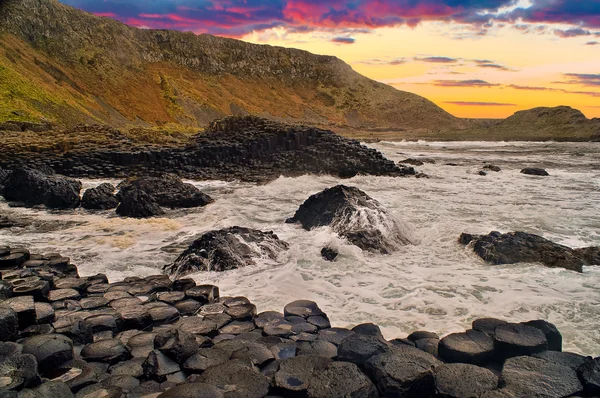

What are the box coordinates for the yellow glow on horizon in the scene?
[243,23,600,119]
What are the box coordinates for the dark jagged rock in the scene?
[115,188,165,218]
[164,227,288,277]
[578,357,600,396]
[21,334,73,375]
[154,329,199,363]
[521,167,549,176]
[434,363,498,398]
[0,306,19,341]
[1,167,81,209]
[521,320,561,351]
[117,174,213,209]
[274,355,332,393]
[286,185,412,253]
[320,247,338,261]
[81,183,118,210]
[17,380,74,398]
[574,246,600,265]
[0,354,40,390]
[0,167,9,191]
[459,231,597,272]
[501,356,583,397]
[483,164,501,172]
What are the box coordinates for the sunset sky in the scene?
[59,0,600,119]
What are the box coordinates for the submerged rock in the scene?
[163,226,288,277]
[1,167,81,209]
[286,185,412,253]
[81,183,118,210]
[117,174,213,209]
[521,167,549,176]
[116,188,164,218]
[459,231,598,272]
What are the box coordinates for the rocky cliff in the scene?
[0,0,465,132]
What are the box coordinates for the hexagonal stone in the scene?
[307,361,378,398]
[52,316,93,345]
[199,362,269,398]
[149,305,180,325]
[439,329,495,365]
[143,350,181,381]
[219,321,255,335]
[435,363,498,398]
[109,297,142,309]
[501,356,583,397]
[21,334,74,375]
[154,329,199,363]
[284,300,325,318]
[84,314,119,333]
[254,311,285,329]
[494,323,548,360]
[17,380,73,398]
[183,347,229,373]
[0,305,19,341]
[102,291,130,301]
[54,278,87,292]
[578,357,600,396]
[472,318,508,336]
[407,331,439,342]
[48,289,81,302]
[532,350,588,370]
[108,357,145,378]
[79,297,109,310]
[156,291,185,304]
[156,382,223,398]
[337,333,389,365]
[118,306,152,331]
[0,354,40,390]
[81,339,131,363]
[11,280,50,302]
[364,345,441,398]
[185,285,219,304]
[275,355,331,392]
[174,299,202,316]
[216,340,274,367]
[521,320,562,351]
[126,332,157,358]
[34,302,55,324]
[3,296,35,329]
[225,304,256,321]
[317,328,355,346]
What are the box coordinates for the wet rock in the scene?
[578,357,600,396]
[532,350,588,370]
[18,380,74,398]
[521,167,549,176]
[81,183,118,210]
[80,339,131,363]
[0,306,19,341]
[336,333,389,365]
[21,334,73,375]
[521,320,561,351]
[317,328,355,346]
[164,227,288,277]
[434,363,498,398]
[115,188,164,218]
[320,247,338,261]
[483,165,501,172]
[364,345,441,398]
[155,329,199,363]
[157,382,224,398]
[478,171,487,176]
[472,318,507,336]
[0,251,30,270]
[407,331,439,342]
[286,185,412,253]
[307,316,330,329]
[460,231,591,272]
[185,285,220,304]
[284,300,325,319]
[2,168,81,209]
[0,354,40,390]
[183,347,229,373]
[493,323,548,359]
[307,361,378,398]
[501,355,583,397]
[143,350,181,381]
[274,355,331,393]
[117,174,213,209]
[400,158,424,166]
[438,329,495,365]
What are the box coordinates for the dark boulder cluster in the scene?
[164,227,289,278]
[286,185,412,254]
[1,245,598,398]
[0,168,212,218]
[0,117,417,183]
[460,231,600,272]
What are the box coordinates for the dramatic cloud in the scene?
[444,101,516,106]
[501,1,600,29]
[508,84,600,97]
[416,56,458,63]
[554,28,592,38]
[331,37,355,44]
[433,79,500,87]
[562,73,600,87]
[473,59,513,71]
[587,41,599,45]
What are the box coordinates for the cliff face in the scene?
[0,0,465,131]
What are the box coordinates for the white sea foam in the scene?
[1,141,599,355]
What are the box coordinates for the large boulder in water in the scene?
[459,231,598,272]
[521,167,549,176]
[164,226,288,278]
[116,189,165,218]
[1,167,81,209]
[117,174,213,209]
[286,185,411,253]
[81,183,118,210]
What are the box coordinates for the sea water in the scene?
[1,141,599,355]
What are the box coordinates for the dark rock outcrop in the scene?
[521,167,549,176]
[164,227,289,277]
[1,168,81,209]
[117,174,213,209]
[115,189,165,218]
[81,183,118,210]
[286,185,412,253]
[459,231,599,272]
[320,247,338,261]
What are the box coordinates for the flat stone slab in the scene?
[435,363,498,398]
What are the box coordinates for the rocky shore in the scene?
[1,245,598,398]
[0,117,415,183]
